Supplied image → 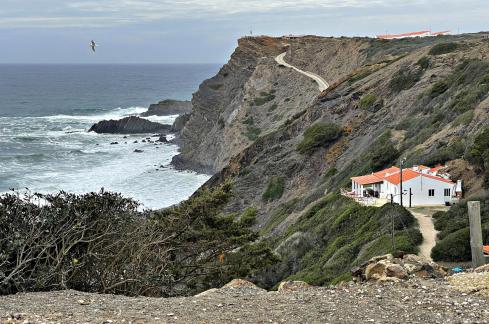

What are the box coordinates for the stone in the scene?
[475,264,489,273]
[365,260,388,281]
[223,279,261,289]
[277,281,311,292]
[134,149,144,153]
[385,264,408,279]
[88,116,171,134]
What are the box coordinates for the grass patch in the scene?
[389,66,422,93]
[452,110,474,126]
[416,56,430,69]
[269,103,278,111]
[262,177,285,202]
[297,122,343,155]
[244,125,261,141]
[429,80,449,98]
[253,91,276,106]
[359,93,377,109]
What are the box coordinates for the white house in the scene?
[347,165,461,207]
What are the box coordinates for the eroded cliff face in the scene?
[173,36,376,173]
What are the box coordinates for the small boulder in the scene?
[134,149,144,153]
[475,264,489,273]
[277,281,311,292]
[385,263,408,279]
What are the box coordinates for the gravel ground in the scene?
[1,278,488,324]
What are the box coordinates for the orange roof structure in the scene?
[429,165,445,173]
[377,30,430,40]
[351,165,454,186]
[483,246,489,255]
[373,166,400,179]
[384,169,421,185]
[351,174,383,185]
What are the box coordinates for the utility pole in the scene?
[391,211,396,253]
[409,188,412,208]
[399,158,406,207]
[468,201,485,268]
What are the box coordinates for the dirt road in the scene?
[275,52,329,91]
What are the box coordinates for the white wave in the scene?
[40,106,148,122]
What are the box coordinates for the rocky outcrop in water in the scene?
[140,100,192,117]
[88,116,171,134]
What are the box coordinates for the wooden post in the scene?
[468,201,485,268]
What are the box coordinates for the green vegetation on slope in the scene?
[429,42,459,56]
[0,184,278,297]
[466,127,489,187]
[260,195,421,287]
[262,177,285,202]
[252,90,276,106]
[389,65,423,93]
[297,122,343,155]
[359,93,378,109]
[432,197,489,261]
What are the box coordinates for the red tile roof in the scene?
[351,165,454,186]
[351,174,383,185]
[373,166,400,179]
[384,169,420,185]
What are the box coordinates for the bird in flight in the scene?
[90,40,97,53]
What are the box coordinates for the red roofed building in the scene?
[349,165,460,207]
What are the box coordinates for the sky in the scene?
[0,0,488,64]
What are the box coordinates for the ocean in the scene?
[0,64,220,209]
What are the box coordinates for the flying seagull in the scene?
[90,40,97,52]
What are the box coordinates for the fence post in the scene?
[468,201,485,268]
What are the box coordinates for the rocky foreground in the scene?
[1,274,488,324]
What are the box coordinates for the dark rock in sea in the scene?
[142,139,146,143]
[140,100,192,117]
[110,142,119,145]
[158,135,169,143]
[134,149,144,153]
[133,140,138,143]
[88,116,171,134]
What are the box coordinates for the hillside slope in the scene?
[175,33,489,285]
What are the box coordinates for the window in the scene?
[428,189,435,197]
[444,188,451,197]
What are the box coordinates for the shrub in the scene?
[389,67,422,93]
[429,42,459,55]
[359,93,378,109]
[253,91,276,106]
[432,228,471,261]
[245,125,261,141]
[297,123,343,155]
[429,80,449,98]
[262,177,285,202]
[0,185,278,297]
[432,198,489,261]
[416,56,430,69]
[466,127,489,187]
[452,110,474,127]
[269,104,278,111]
[243,116,254,125]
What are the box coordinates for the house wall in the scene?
[390,176,455,206]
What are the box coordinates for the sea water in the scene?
[0,64,219,209]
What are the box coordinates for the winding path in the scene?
[408,207,447,261]
[275,52,329,92]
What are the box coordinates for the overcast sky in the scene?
[0,0,487,64]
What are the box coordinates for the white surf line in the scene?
[275,52,329,92]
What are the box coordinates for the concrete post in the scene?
[468,201,485,268]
